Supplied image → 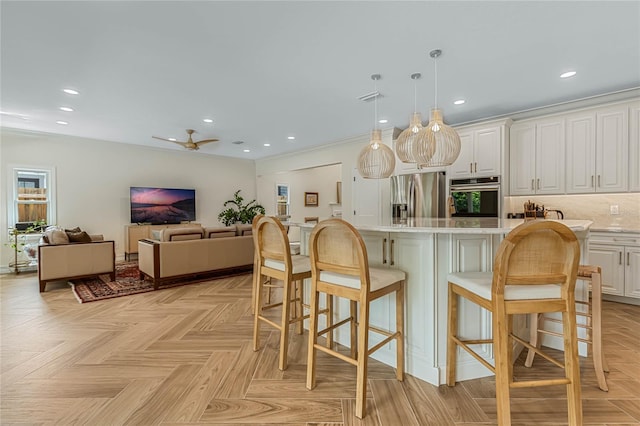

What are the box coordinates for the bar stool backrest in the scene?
[255,215,293,273]
[492,220,580,301]
[309,219,371,294]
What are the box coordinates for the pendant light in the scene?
[415,49,461,167]
[357,74,396,179]
[396,73,433,164]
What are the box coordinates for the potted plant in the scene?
[218,190,265,226]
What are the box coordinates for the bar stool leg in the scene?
[563,308,583,425]
[350,300,358,359]
[524,313,542,368]
[306,285,320,390]
[493,306,512,426]
[253,273,265,352]
[446,284,459,386]
[396,284,405,381]
[278,278,293,371]
[355,296,370,419]
[591,271,609,391]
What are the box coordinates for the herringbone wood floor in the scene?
[1,271,639,425]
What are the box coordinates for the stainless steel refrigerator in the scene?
[390,171,447,220]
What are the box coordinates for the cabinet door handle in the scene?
[537,179,540,190]
[628,252,631,266]
[531,179,535,190]
[591,175,594,188]
[598,175,601,187]
[390,239,395,266]
[613,238,637,243]
[382,238,387,264]
[470,163,473,173]
[619,252,623,265]
[474,162,477,173]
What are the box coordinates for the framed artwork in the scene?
[304,192,319,207]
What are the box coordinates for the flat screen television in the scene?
[130,187,196,225]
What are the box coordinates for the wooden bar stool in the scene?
[447,220,582,426]
[525,264,609,391]
[253,215,311,371]
[306,218,405,419]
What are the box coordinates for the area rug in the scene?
[69,262,250,303]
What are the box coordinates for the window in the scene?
[9,166,56,227]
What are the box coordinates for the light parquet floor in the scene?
[1,271,639,425]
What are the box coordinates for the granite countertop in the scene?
[294,218,593,234]
[590,226,640,234]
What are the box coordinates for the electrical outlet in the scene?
[610,205,619,215]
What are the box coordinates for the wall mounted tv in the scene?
[130,187,196,225]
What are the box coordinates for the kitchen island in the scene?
[297,218,593,386]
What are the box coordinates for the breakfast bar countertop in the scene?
[296,218,593,234]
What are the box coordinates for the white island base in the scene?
[298,218,592,386]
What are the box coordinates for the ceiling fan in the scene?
[152,129,219,151]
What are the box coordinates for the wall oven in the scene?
[449,176,501,218]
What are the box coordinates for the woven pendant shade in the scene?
[396,112,428,164]
[416,108,461,167]
[357,129,396,179]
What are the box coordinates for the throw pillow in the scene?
[66,231,92,243]
[65,227,82,233]
[49,230,70,245]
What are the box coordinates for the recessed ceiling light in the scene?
[560,71,577,79]
[378,119,388,124]
[287,136,295,140]
[263,143,271,147]
[232,140,245,145]
[59,106,74,112]
[454,99,465,105]
[203,118,213,123]
[168,138,176,141]
[56,120,68,125]
[62,88,79,95]
[243,149,250,153]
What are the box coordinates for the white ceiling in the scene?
[2,1,639,160]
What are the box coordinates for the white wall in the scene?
[1,129,257,265]
[256,127,397,225]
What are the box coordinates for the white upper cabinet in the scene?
[566,112,596,193]
[448,124,502,178]
[566,104,628,193]
[509,118,565,195]
[596,105,628,192]
[628,103,640,192]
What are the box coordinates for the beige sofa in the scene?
[38,235,115,292]
[138,225,254,289]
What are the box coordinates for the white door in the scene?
[474,126,501,176]
[352,168,382,226]
[536,118,565,194]
[509,123,536,195]
[628,104,640,192]
[566,112,596,193]
[448,130,474,178]
[589,245,625,296]
[625,247,640,299]
[596,106,628,192]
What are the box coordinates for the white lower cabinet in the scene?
[589,232,640,302]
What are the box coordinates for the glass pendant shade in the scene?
[357,129,396,179]
[395,112,425,163]
[416,108,461,167]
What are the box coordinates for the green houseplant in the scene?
[218,190,265,226]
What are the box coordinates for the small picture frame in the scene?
[304,192,319,207]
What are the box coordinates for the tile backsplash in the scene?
[505,193,640,230]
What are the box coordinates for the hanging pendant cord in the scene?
[434,54,438,110]
[414,78,417,113]
[373,78,378,130]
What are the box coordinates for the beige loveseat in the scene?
[38,228,115,292]
[138,225,254,289]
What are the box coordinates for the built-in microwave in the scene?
[449,176,501,218]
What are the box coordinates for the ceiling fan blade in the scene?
[195,139,219,146]
[153,136,188,147]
